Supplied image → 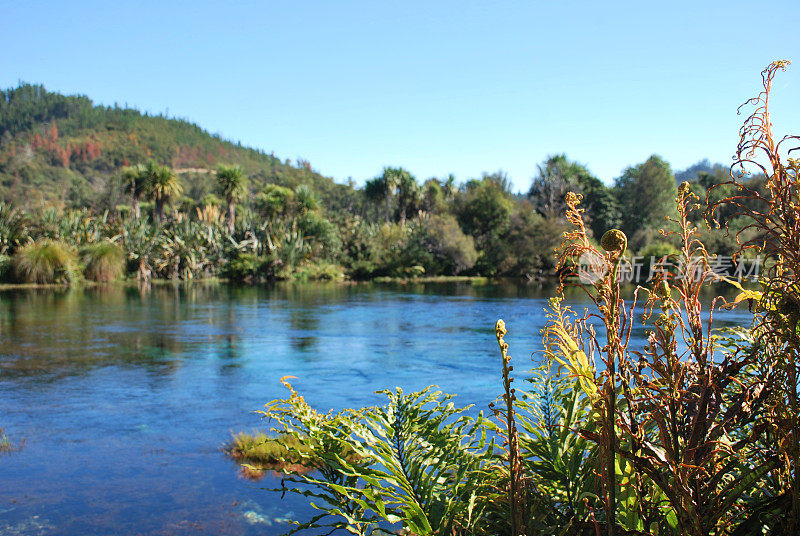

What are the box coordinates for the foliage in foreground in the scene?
[260,379,498,536]
[233,61,800,535]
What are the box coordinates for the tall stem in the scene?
[606,260,619,536]
[496,320,522,536]
[789,346,799,533]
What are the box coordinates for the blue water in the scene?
[0,282,751,535]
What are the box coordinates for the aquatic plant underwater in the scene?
[227,62,799,535]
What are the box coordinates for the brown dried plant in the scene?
[547,178,780,534]
[547,192,642,536]
[618,184,776,535]
[708,59,800,533]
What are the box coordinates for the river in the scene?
[0,282,752,535]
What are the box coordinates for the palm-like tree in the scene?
[294,184,319,215]
[145,161,182,224]
[364,176,390,222]
[394,169,420,224]
[215,164,245,233]
[122,163,147,219]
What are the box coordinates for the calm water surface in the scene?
[0,282,751,535]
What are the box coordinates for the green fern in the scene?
[258,380,496,536]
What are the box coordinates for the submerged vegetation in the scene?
[224,429,361,479]
[224,432,320,478]
[226,62,800,535]
[0,428,22,454]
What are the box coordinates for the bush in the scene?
[293,260,345,281]
[255,184,295,219]
[222,251,276,283]
[80,240,125,282]
[417,214,477,275]
[496,206,570,277]
[0,201,29,255]
[13,240,78,284]
[298,211,342,259]
[0,254,12,282]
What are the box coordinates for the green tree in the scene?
[615,155,677,238]
[295,184,320,215]
[402,214,477,275]
[364,176,390,221]
[529,155,620,238]
[529,155,579,218]
[145,161,182,224]
[456,172,513,275]
[457,172,513,239]
[499,201,569,277]
[363,167,417,224]
[256,184,295,220]
[394,169,420,224]
[216,164,245,233]
[421,178,446,214]
[122,163,148,219]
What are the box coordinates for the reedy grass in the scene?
[13,240,77,284]
[80,240,125,282]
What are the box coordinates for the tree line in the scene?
[0,149,765,284]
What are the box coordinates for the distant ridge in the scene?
[0,83,352,210]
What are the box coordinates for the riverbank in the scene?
[0,274,510,290]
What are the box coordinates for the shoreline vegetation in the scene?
[225,62,800,536]
[0,274,495,290]
[0,84,766,288]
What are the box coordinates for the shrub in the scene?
[80,240,125,282]
[637,239,680,277]
[293,260,345,281]
[255,184,295,219]
[13,240,77,284]
[0,201,28,255]
[416,214,477,275]
[0,254,12,282]
[222,251,276,283]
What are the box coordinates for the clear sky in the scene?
[2,1,798,192]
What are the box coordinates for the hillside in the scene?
[0,83,355,211]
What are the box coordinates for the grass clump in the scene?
[225,431,322,476]
[80,240,125,282]
[13,240,77,284]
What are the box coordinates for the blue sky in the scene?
[2,1,798,192]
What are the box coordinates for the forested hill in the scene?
[0,83,354,210]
